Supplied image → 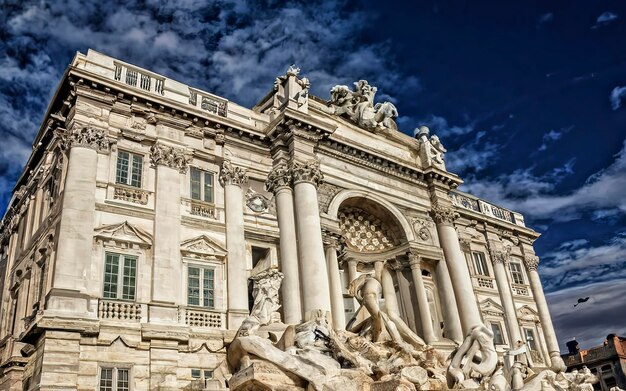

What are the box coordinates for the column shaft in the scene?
[409,258,437,344]
[224,183,248,328]
[435,215,482,333]
[294,181,331,319]
[492,257,522,346]
[435,260,463,343]
[325,242,345,329]
[274,188,302,324]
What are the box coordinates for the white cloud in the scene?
[610,86,626,110]
[446,131,501,174]
[592,11,619,28]
[547,278,626,350]
[421,115,475,138]
[538,126,572,151]
[537,12,554,25]
[462,139,626,221]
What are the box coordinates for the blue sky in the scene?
[1,1,624,349]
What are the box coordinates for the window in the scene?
[190,167,214,203]
[472,252,489,276]
[100,367,130,391]
[490,322,505,345]
[509,261,525,285]
[114,65,122,81]
[187,266,214,308]
[191,369,213,388]
[103,253,137,301]
[524,328,537,351]
[155,79,164,95]
[125,69,138,86]
[116,151,143,188]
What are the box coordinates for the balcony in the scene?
[182,198,217,219]
[450,191,525,227]
[98,299,142,322]
[179,307,225,329]
[113,184,149,205]
[476,276,495,289]
[511,284,530,296]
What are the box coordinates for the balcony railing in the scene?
[511,284,530,296]
[476,277,495,289]
[113,185,149,205]
[179,307,224,329]
[450,191,525,227]
[98,299,142,322]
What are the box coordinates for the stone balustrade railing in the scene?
[179,307,224,329]
[511,284,530,296]
[98,299,142,322]
[113,184,149,205]
[476,276,495,289]
[450,191,526,227]
[181,198,217,219]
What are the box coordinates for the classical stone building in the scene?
[563,335,626,391]
[0,49,561,390]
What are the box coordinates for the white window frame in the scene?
[189,167,215,204]
[524,327,538,351]
[187,265,215,309]
[103,252,138,301]
[509,261,525,285]
[472,252,489,276]
[99,366,131,391]
[490,321,506,345]
[191,368,214,388]
[115,150,143,188]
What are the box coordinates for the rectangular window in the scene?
[472,252,489,276]
[524,328,537,351]
[140,74,151,91]
[191,369,213,388]
[103,253,137,301]
[190,167,214,203]
[125,69,138,86]
[100,367,130,391]
[509,262,525,285]
[490,322,505,345]
[114,65,122,81]
[155,79,164,95]
[116,151,143,188]
[187,266,215,308]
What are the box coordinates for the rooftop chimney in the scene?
[566,339,580,354]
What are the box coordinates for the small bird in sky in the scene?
[573,297,590,307]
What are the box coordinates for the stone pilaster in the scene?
[431,204,483,334]
[220,160,250,328]
[150,142,188,322]
[489,245,522,347]
[265,163,302,324]
[48,125,108,316]
[408,253,437,344]
[323,233,345,330]
[524,255,566,371]
[291,159,332,320]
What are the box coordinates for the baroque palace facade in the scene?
[0,50,561,390]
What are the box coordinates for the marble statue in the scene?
[329,80,398,131]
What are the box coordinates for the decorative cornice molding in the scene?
[57,125,109,152]
[524,255,539,271]
[219,159,249,187]
[149,142,191,173]
[265,163,292,193]
[430,205,459,225]
[291,159,323,187]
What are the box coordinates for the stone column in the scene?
[434,259,463,343]
[150,143,189,321]
[266,163,302,324]
[432,205,482,334]
[324,234,345,330]
[525,255,566,371]
[49,126,108,313]
[292,159,332,320]
[490,248,522,346]
[220,160,249,328]
[346,258,358,285]
[408,253,437,344]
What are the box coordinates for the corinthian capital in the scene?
[149,143,191,173]
[430,204,459,225]
[291,159,323,187]
[524,255,539,271]
[57,125,109,152]
[265,163,292,193]
[490,249,509,265]
[219,160,249,187]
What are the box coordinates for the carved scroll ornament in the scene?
[219,160,249,187]
[149,143,190,173]
[57,125,109,152]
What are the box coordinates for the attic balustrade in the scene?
[450,191,525,227]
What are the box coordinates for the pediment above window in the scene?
[180,235,227,261]
[517,305,540,322]
[479,298,505,317]
[94,221,152,249]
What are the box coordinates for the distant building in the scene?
[562,334,626,391]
